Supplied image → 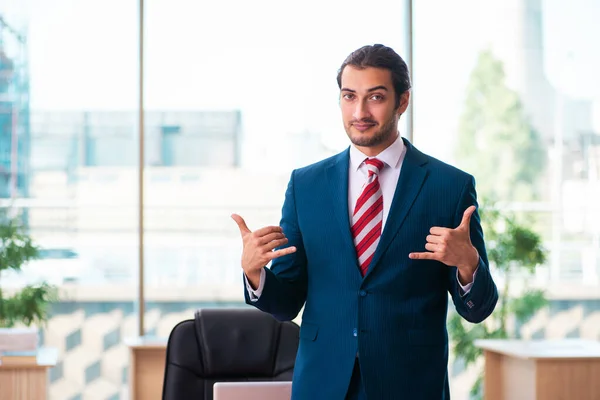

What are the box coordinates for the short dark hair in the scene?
[336,44,411,108]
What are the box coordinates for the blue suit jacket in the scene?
[245,138,498,399]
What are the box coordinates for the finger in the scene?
[231,214,251,235]
[263,238,289,252]
[267,246,297,260]
[409,251,438,260]
[424,243,438,252]
[459,205,476,229]
[429,226,450,236]
[258,232,286,246]
[254,225,284,237]
[426,234,443,244]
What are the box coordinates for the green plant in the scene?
[0,211,57,328]
[448,203,548,399]
[456,49,546,202]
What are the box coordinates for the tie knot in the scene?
[364,158,384,175]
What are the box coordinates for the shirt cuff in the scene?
[245,269,266,301]
[457,266,478,296]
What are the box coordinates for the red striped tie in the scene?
[351,158,384,276]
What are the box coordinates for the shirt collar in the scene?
[349,134,406,172]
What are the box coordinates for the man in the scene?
[232,44,498,399]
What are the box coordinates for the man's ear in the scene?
[397,91,410,116]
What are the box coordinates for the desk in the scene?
[125,337,168,400]
[0,348,58,400]
[475,339,600,400]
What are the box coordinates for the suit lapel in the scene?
[364,138,429,280]
[325,149,356,257]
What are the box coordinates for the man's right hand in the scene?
[231,214,297,290]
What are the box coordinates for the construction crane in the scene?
[0,15,26,44]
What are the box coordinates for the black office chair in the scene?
[161,307,299,400]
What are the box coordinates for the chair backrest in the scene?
[162,307,299,400]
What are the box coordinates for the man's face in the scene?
[340,66,409,155]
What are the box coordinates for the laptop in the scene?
[213,381,292,400]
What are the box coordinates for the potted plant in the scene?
[0,209,57,352]
[448,202,548,399]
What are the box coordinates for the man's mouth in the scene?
[353,123,376,132]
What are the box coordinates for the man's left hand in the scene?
[409,206,480,284]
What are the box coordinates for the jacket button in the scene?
[359,290,367,297]
[353,328,358,337]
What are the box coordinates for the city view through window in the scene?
[0,0,598,398]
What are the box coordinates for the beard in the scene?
[345,113,399,148]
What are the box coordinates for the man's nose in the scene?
[353,101,371,120]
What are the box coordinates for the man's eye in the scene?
[371,95,383,101]
[343,93,354,100]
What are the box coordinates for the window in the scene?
[142,0,411,338]
[1,0,411,397]
[0,1,139,398]
[414,0,600,397]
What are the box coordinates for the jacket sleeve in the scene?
[448,175,498,323]
[243,169,308,321]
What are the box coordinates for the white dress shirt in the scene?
[348,132,405,231]
[246,134,476,299]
